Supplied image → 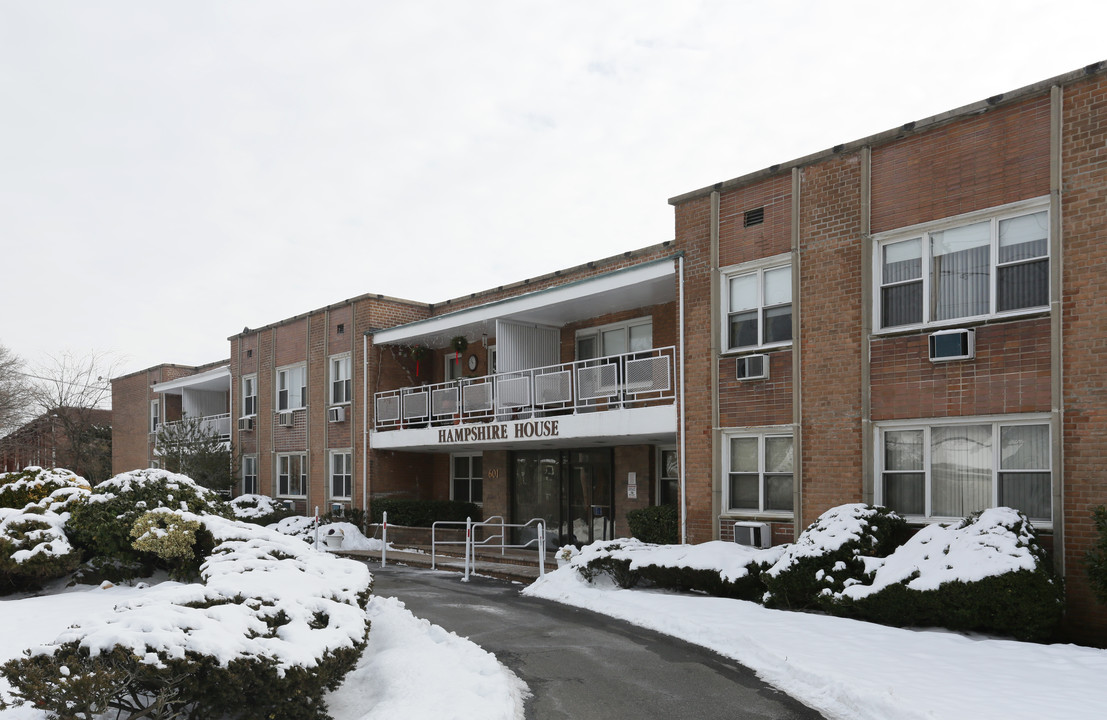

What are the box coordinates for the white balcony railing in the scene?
[158,413,232,442]
[374,346,676,430]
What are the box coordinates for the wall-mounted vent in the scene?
[744,207,765,227]
[277,412,294,427]
[736,354,768,381]
[734,521,771,548]
[929,329,975,362]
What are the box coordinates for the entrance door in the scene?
[511,449,614,548]
[567,449,613,545]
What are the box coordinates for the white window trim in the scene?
[450,452,483,505]
[444,353,463,381]
[242,374,257,418]
[721,426,795,517]
[329,449,352,500]
[242,455,258,495]
[276,452,308,498]
[575,316,653,359]
[720,252,793,355]
[329,354,352,407]
[873,197,1050,333]
[276,363,307,411]
[657,445,678,506]
[150,399,160,434]
[874,413,1052,525]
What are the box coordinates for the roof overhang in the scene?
[151,366,231,395]
[370,258,676,347]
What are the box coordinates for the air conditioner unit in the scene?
[281,499,295,511]
[734,521,771,548]
[237,417,254,432]
[277,412,294,427]
[330,503,344,517]
[736,354,768,381]
[929,328,975,362]
[328,406,346,423]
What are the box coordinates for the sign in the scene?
[437,419,560,444]
[627,484,638,499]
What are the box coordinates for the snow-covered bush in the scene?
[2,511,373,719]
[575,539,645,588]
[0,466,90,510]
[762,503,906,610]
[825,507,1063,641]
[0,506,81,594]
[229,492,295,526]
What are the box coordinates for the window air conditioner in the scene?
[277,412,294,427]
[929,328,975,362]
[328,406,346,423]
[733,521,771,548]
[237,417,254,432]
[281,499,295,512]
[330,503,344,517]
[736,354,768,381]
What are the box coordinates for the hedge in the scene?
[370,498,481,527]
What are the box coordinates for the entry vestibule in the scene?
[511,448,615,548]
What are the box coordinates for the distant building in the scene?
[112,61,1107,641]
[1,407,112,481]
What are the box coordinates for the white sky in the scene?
[2,0,1106,379]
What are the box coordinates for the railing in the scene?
[375,346,675,430]
[432,516,547,580]
[157,413,232,442]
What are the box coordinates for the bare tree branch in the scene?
[0,344,33,435]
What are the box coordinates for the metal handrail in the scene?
[462,516,546,582]
[431,515,505,569]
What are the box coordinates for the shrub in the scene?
[826,507,1064,642]
[130,509,215,581]
[229,493,296,526]
[1086,505,1107,606]
[370,498,481,527]
[0,467,90,510]
[627,504,678,545]
[0,508,82,594]
[762,503,907,610]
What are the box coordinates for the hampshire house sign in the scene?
[437,419,561,444]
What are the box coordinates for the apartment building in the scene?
[112,61,1107,638]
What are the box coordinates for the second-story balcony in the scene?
[158,413,232,444]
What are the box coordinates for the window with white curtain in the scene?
[276,365,306,411]
[242,375,257,417]
[277,453,307,497]
[330,451,352,499]
[242,455,257,495]
[724,431,793,513]
[877,202,1049,330]
[330,355,351,405]
[878,418,1051,522]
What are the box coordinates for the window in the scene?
[277,453,307,497]
[242,375,257,417]
[150,400,160,433]
[723,258,792,352]
[276,365,306,411]
[576,318,652,360]
[331,451,352,499]
[878,418,1051,522]
[725,432,793,512]
[877,204,1049,330]
[242,456,258,495]
[451,454,483,504]
[658,447,679,507]
[330,355,351,405]
[445,354,463,381]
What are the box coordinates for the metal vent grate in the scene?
[744,207,765,227]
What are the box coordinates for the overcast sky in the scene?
[2,1,1106,381]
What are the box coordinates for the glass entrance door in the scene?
[567,449,613,545]
[511,449,614,548]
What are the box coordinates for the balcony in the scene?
[159,413,232,442]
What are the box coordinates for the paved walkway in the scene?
[366,561,824,720]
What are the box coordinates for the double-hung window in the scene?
[276,365,306,411]
[878,417,1051,522]
[723,256,792,352]
[877,202,1049,329]
[242,375,257,417]
[330,451,352,499]
[451,454,483,504]
[575,318,653,361]
[150,400,160,433]
[330,355,351,405]
[242,455,258,495]
[725,431,794,513]
[277,453,307,497]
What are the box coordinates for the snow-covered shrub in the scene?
[229,492,295,526]
[2,512,373,719]
[67,468,231,570]
[0,467,90,510]
[0,506,81,593]
[626,504,678,544]
[1085,505,1107,606]
[575,540,643,588]
[825,507,1063,641]
[762,503,906,610]
[130,508,214,580]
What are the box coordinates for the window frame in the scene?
[720,253,793,354]
[276,453,307,498]
[450,453,483,504]
[575,316,653,360]
[330,450,352,500]
[874,198,1050,332]
[150,399,160,434]
[875,414,1052,524]
[722,428,795,515]
[242,374,257,418]
[242,455,258,495]
[657,446,679,507]
[276,364,307,411]
[329,355,352,406]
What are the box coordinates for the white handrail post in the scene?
[431,522,437,570]
[538,522,545,576]
[381,511,388,568]
[500,515,506,557]
[463,516,472,583]
[314,506,320,551]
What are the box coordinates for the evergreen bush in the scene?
[626,504,679,545]
[0,510,81,594]
[1085,505,1107,606]
[0,467,90,510]
[370,498,481,527]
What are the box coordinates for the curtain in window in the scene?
[728,274,758,348]
[883,430,924,515]
[931,425,991,517]
[728,437,758,509]
[881,238,923,327]
[997,212,1049,312]
[764,436,793,511]
[998,424,1051,521]
[931,222,990,321]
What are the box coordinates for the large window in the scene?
[878,418,1051,522]
[330,355,351,405]
[242,455,257,495]
[576,318,652,360]
[723,257,792,352]
[330,451,352,500]
[451,454,483,504]
[242,375,257,417]
[725,432,793,513]
[276,365,306,411]
[877,204,1049,329]
[277,453,307,497]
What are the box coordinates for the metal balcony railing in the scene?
[158,413,232,442]
[374,346,675,430]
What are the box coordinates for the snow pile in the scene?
[87,468,226,514]
[0,467,90,514]
[764,503,899,580]
[0,506,75,565]
[269,514,388,552]
[571,538,782,584]
[229,492,286,520]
